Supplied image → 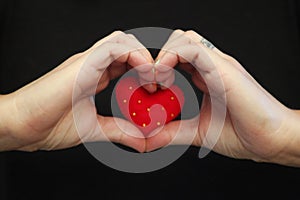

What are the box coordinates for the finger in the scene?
[71,41,150,99]
[35,31,129,80]
[157,71,175,89]
[105,32,153,66]
[178,62,209,93]
[91,30,125,49]
[198,94,212,141]
[156,30,224,70]
[146,117,199,152]
[125,33,153,63]
[183,30,225,57]
[94,116,146,152]
[126,34,157,93]
[156,30,218,67]
[107,33,156,92]
[178,63,196,74]
[180,30,260,81]
[138,77,157,93]
[153,32,224,95]
[155,29,185,62]
[158,43,230,97]
[170,33,285,135]
[180,31,280,104]
[91,32,153,68]
[90,31,156,93]
[191,72,209,93]
[102,34,154,81]
[147,30,185,90]
[152,31,197,89]
[106,61,128,80]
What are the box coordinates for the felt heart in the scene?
[116,77,184,136]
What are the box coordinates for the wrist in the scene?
[0,94,20,151]
[267,109,300,167]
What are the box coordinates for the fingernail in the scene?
[155,59,160,66]
[148,83,157,93]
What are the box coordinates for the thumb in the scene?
[89,116,146,153]
[146,118,198,152]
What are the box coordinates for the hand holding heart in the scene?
[1,30,299,166]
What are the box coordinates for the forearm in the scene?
[0,95,10,136]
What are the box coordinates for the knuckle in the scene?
[112,30,124,35]
[225,55,240,66]
[110,31,126,42]
[174,29,184,33]
[172,29,184,37]
[185,30,195,34]
[126,33,136,38]
[182,33,195,43]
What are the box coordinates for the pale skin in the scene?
[0,30,299,167]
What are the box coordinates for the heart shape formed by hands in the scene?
[116,77,184,136]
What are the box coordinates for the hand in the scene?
[146,30,300,166]
[0,31,153,152]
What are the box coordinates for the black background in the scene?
[1,0,300,199]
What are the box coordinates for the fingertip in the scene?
[126,33,136,39]
[125,136,146,153]
[142,83,157,93]
[145,131,170,152]
[135,140,147,153]
[112,30,124,35]
[157,52,178,70]
[156,72,175,89]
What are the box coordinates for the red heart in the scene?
[116,77,184,136]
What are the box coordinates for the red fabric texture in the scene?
[116,77,184,135]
